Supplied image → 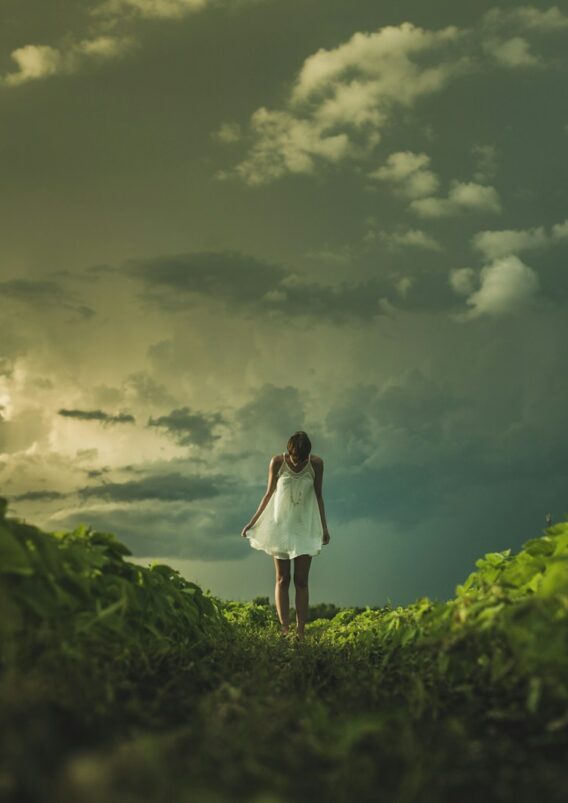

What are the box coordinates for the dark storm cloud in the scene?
[122,248,463,322]
[11,490,66,502]
[124,371,178,407]
[320,364,568,529]
[147,406,225,447]
[58,408,136,424]
[372,367,463,432]
[54,503,245,561]
[76,471,227,503]
[0,278,64,302]
[233,383,306,443]
[85,468,109,478]
[124,250,284,302]
[0,278,96,318]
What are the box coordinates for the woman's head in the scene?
[287,430,311,462]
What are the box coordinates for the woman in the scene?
[241,430,331,641]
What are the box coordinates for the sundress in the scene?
[246,452,324,559]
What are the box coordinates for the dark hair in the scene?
[287,430,311,462]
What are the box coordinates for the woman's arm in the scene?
[313,457,329,535]
[242,455,279,534]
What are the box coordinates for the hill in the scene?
[1,497,567,802]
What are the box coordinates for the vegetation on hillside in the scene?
[1,496,567,803]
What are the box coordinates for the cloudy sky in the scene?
[1,0,567,607]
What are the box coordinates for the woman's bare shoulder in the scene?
[310,454,323,465]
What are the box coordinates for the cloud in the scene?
[0,278,95,319]
[288,23,463,105]
[471,226,549,259]
[122,371,179,408]
[452,255,540,321]
[147,406,226,447]
[58,408,136,424]
[478,5,568,68]
[319,369,479,526]
[0,406,51,455]
[233,383,307,450]
[123,249,397,321]
[120,245,473,319]
[368,151,501,218]
[368,151,440,198]
[551,219,568,240]
[216,21,470,185]
[470,219,568,259]
[449,267,477,296]
[410,180,502,218]
[482,35,540,68]
[373,367,463,436]
[91,0,212,21]
[211,121,242,144]
[471,143,498,183]
[124,250,286,306]
[368,227,443,252]
[1,35,137,86]
[215,9,567,186]
[302,245,353,265]
[11,490,66,502]
[482,5,568,32]
[449,217,568,319]
[51,500,245,561]
[76,471,222,503]
[216,107,357,185]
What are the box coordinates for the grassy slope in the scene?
[0,497,567,803]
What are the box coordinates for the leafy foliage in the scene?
[0,498,567,803]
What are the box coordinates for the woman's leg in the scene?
[274,557,291,633]
[293,554,312,639]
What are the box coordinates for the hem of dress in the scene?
[247,537,322,559]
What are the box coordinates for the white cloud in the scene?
[1,36,136,86]
[470,219,568,258]
[551,219,568,240]
[217,9,568,185]
[471,226,549,259]
[410,180,502,218]
[450,216,568,321]
[224,107,356,185]
[373,227,443,252]
[221,22,471,185]
[211,121,242,144]
[449,267,477,296]
[368,151,440,199]
[289,23,463,105]
[453,255,540,320]
[2,45,62,85]
[482,36,540,68]
[479,5,568,68]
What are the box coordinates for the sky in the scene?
[1,0,567,607]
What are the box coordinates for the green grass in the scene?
[1,495,567,803]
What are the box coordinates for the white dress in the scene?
[246,452,324,559]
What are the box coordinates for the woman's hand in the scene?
[322,528,330,545]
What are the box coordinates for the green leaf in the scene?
[0,524,34,575]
